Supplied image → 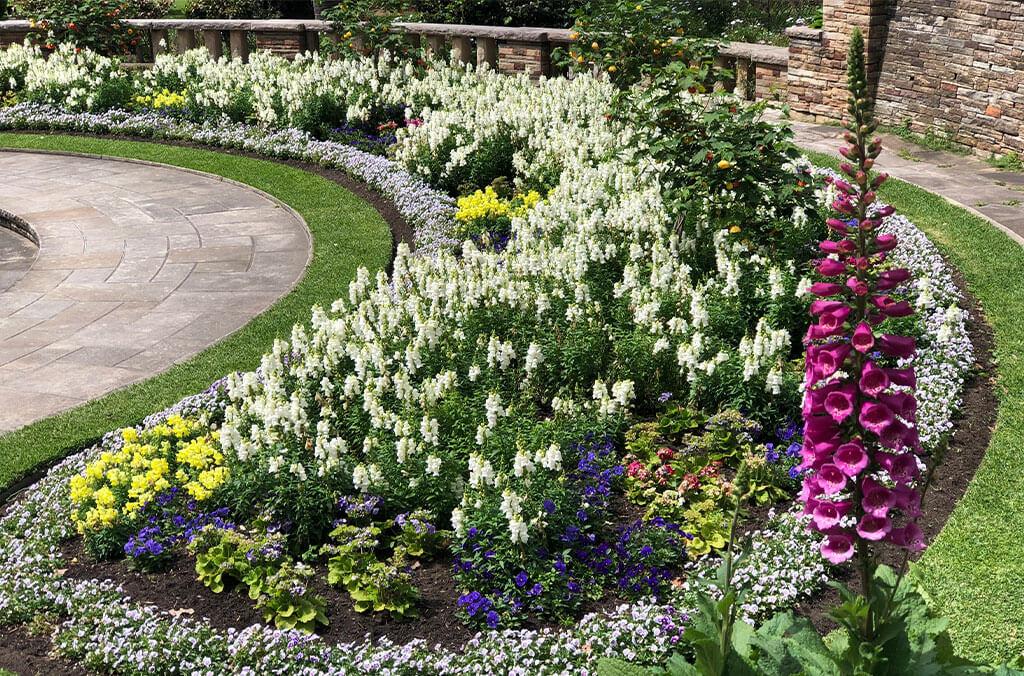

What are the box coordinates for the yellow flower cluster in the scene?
[69,415,227,534]
[454,187,542,223]
[134,88,187,110]
[175,435,227,501]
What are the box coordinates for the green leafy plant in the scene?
[348,550,419,618]
[987,151,1024,173]
[556,0,717,87]
[20,0,142,55]
[185,0,277,20]
[189,524,329,632]
[251,561,329,632]
[190,526,251,592]
[324,523,381,589]
[413,0,578,28]
[323,0,421,60]
[394,509,447,558]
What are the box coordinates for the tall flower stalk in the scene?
[800,29,925,640]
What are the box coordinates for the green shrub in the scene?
[185,0,278,19]
[323,0,419,59]
[414,0,579,28]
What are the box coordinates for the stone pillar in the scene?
[202,30,223,59]
[477,37,498,69]
[734,57,753,100]
[451,36,473,65]
[425,35,446,59]
[228,30,249,61]
[151,28,169,57]
[498,40,551,78]
[787,0,894,122]
[174,28,197,54]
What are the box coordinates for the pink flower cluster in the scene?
[800,134,926,565]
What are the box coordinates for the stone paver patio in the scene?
[0,151,311,432]
[789,120,1024,246]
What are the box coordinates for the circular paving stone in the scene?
[0,150,311,432]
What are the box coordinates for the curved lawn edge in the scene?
[807,148,1024,664]
[0,133,393,494]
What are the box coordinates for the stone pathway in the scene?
[789,119,1024,245]
[0,151,311,432]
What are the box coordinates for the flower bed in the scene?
[0,42,976,673]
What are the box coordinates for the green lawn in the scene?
[0,134,392,492]
[807,149,1024,664]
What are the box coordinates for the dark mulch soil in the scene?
[61,537,476,650]
[795,267,998,634]
[0,625,89,676]
[55,496,647,651]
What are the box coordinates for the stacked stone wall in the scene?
[788,0,1024,155]
[874,0,1024,154]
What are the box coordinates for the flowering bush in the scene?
[68,415,226,558]
[322,497,443,617]
[132,87,186,110]
[800,31,924,570]
[122,489,233,572]
[558,0,715,85]
[21,0,141,55]
[190,522,329,631]
[323,0,421,61]
[453,186,542,250]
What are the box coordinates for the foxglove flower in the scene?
[800,33,925,573]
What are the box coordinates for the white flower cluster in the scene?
[881,212,975,450]
[6,42,129,111]
[0,45,979,672]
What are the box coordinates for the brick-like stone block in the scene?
[497,40,550,78]
[787,0,1024,154]
[0,30,30,48]
[254,30,307,59]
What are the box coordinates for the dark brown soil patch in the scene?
[795,267,998,633]
[61,538,476,650]
[0,624,89,676]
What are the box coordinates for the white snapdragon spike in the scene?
[537,443,563,471]
[513,449,535,477]
[738,318,790,384]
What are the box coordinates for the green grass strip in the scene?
[807,149,1024,663]
[0,133,392,490]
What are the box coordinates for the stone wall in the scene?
[497,40,551,78]
[874,0,1024,155]
[786,0,895,124]
[0,29,28,48]
[787,0,1024,156]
